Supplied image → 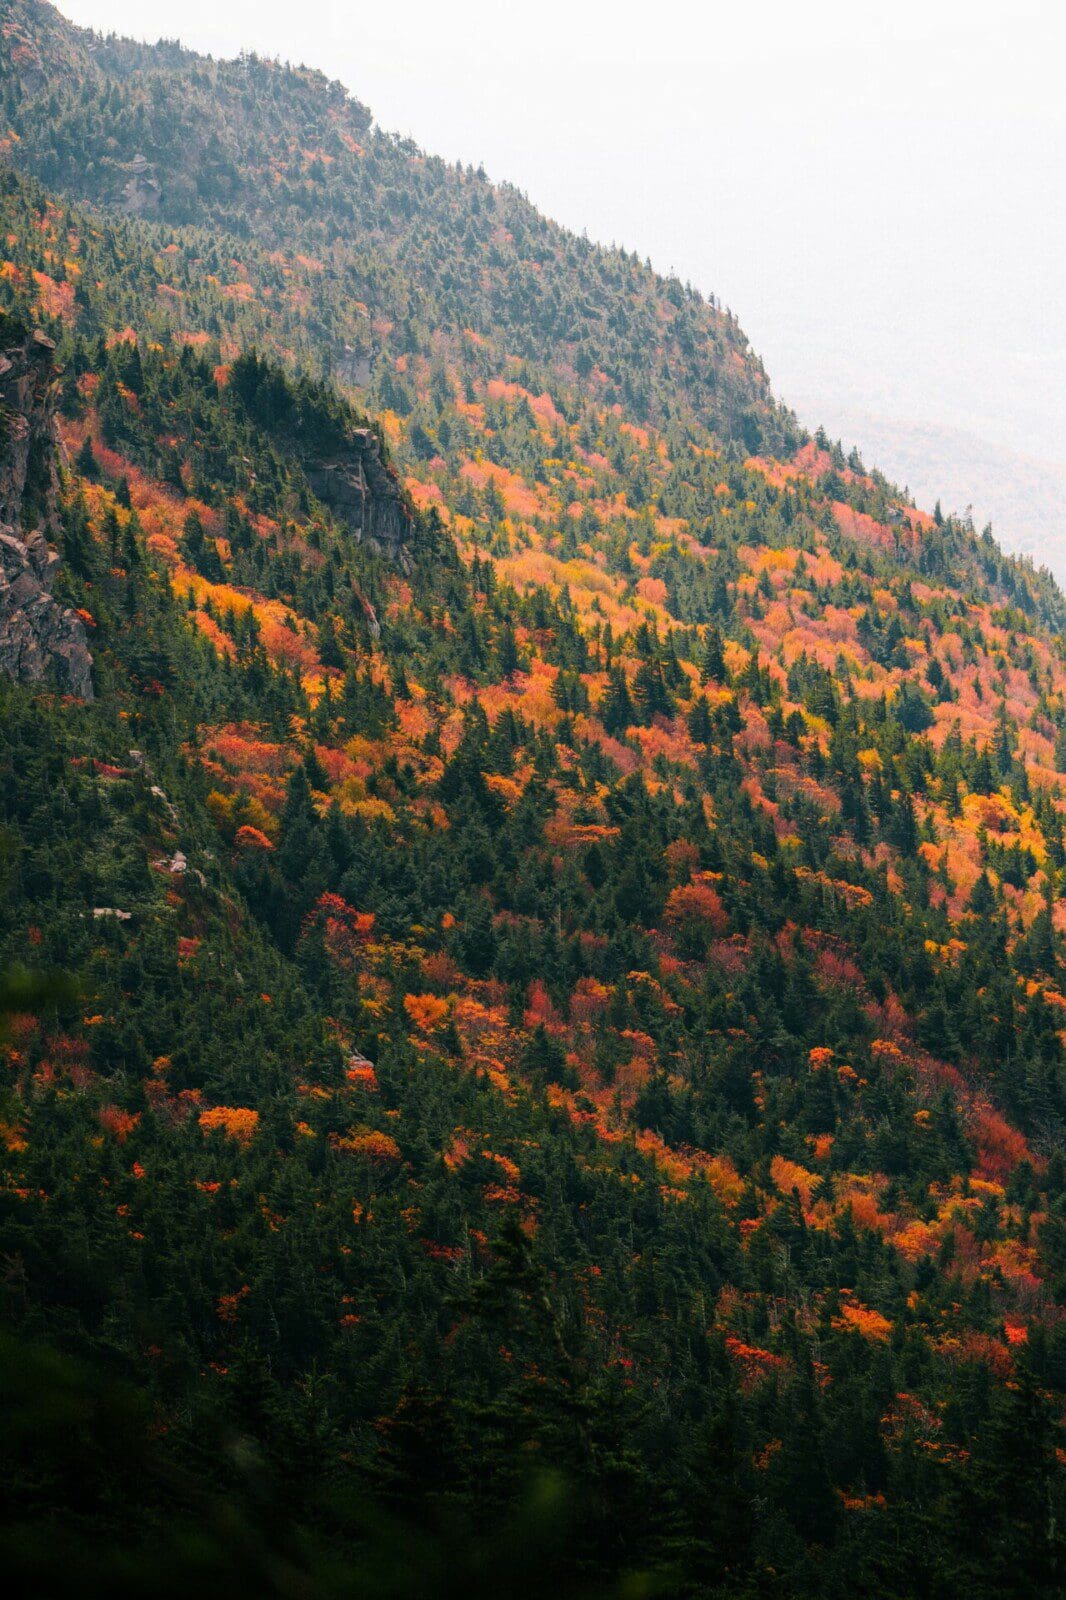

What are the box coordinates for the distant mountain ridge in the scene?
[795,401,1066,586]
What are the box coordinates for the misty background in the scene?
[61,0,1066,580]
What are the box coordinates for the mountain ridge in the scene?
[0,1,793,452]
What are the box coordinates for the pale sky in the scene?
[57,0,1066,573]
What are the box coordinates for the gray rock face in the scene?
[0,526,94,699]
[0,331,94,700]
[336,346,373,388]
[0,329,59,528]
[305,427,413,568]
[119,154,163,217]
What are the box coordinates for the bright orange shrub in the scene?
[332,1128,401,1163]
[199,1106,259,1142]
[404,993,450,1033]
[664,878,727,931]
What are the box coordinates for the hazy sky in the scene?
[59,1,1066,566]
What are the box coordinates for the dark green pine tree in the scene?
[600,663,635,735]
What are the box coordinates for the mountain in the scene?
[0,0,787,450]
[792,401,1066,587]
[0,5,1064,1596]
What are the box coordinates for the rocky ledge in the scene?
[306,427,413,568]
[0,328,93,699]
[0,526,94,699]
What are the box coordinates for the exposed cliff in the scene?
[0,325,93,698]
[220,349,416,568]
[118,153,163,218]
[0,325,59,527]
[306,427,413,567]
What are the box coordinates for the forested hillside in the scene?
[0,5,1064,1596]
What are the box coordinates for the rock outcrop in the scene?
[306,428,413,569]
[0,526,94,698]
[118,154,163,218]
[0,329,93,699]
[0,328,60,527]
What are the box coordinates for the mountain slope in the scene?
[798,401,1066,586]
[0,0,788,455]
[0,6,1064,1597]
